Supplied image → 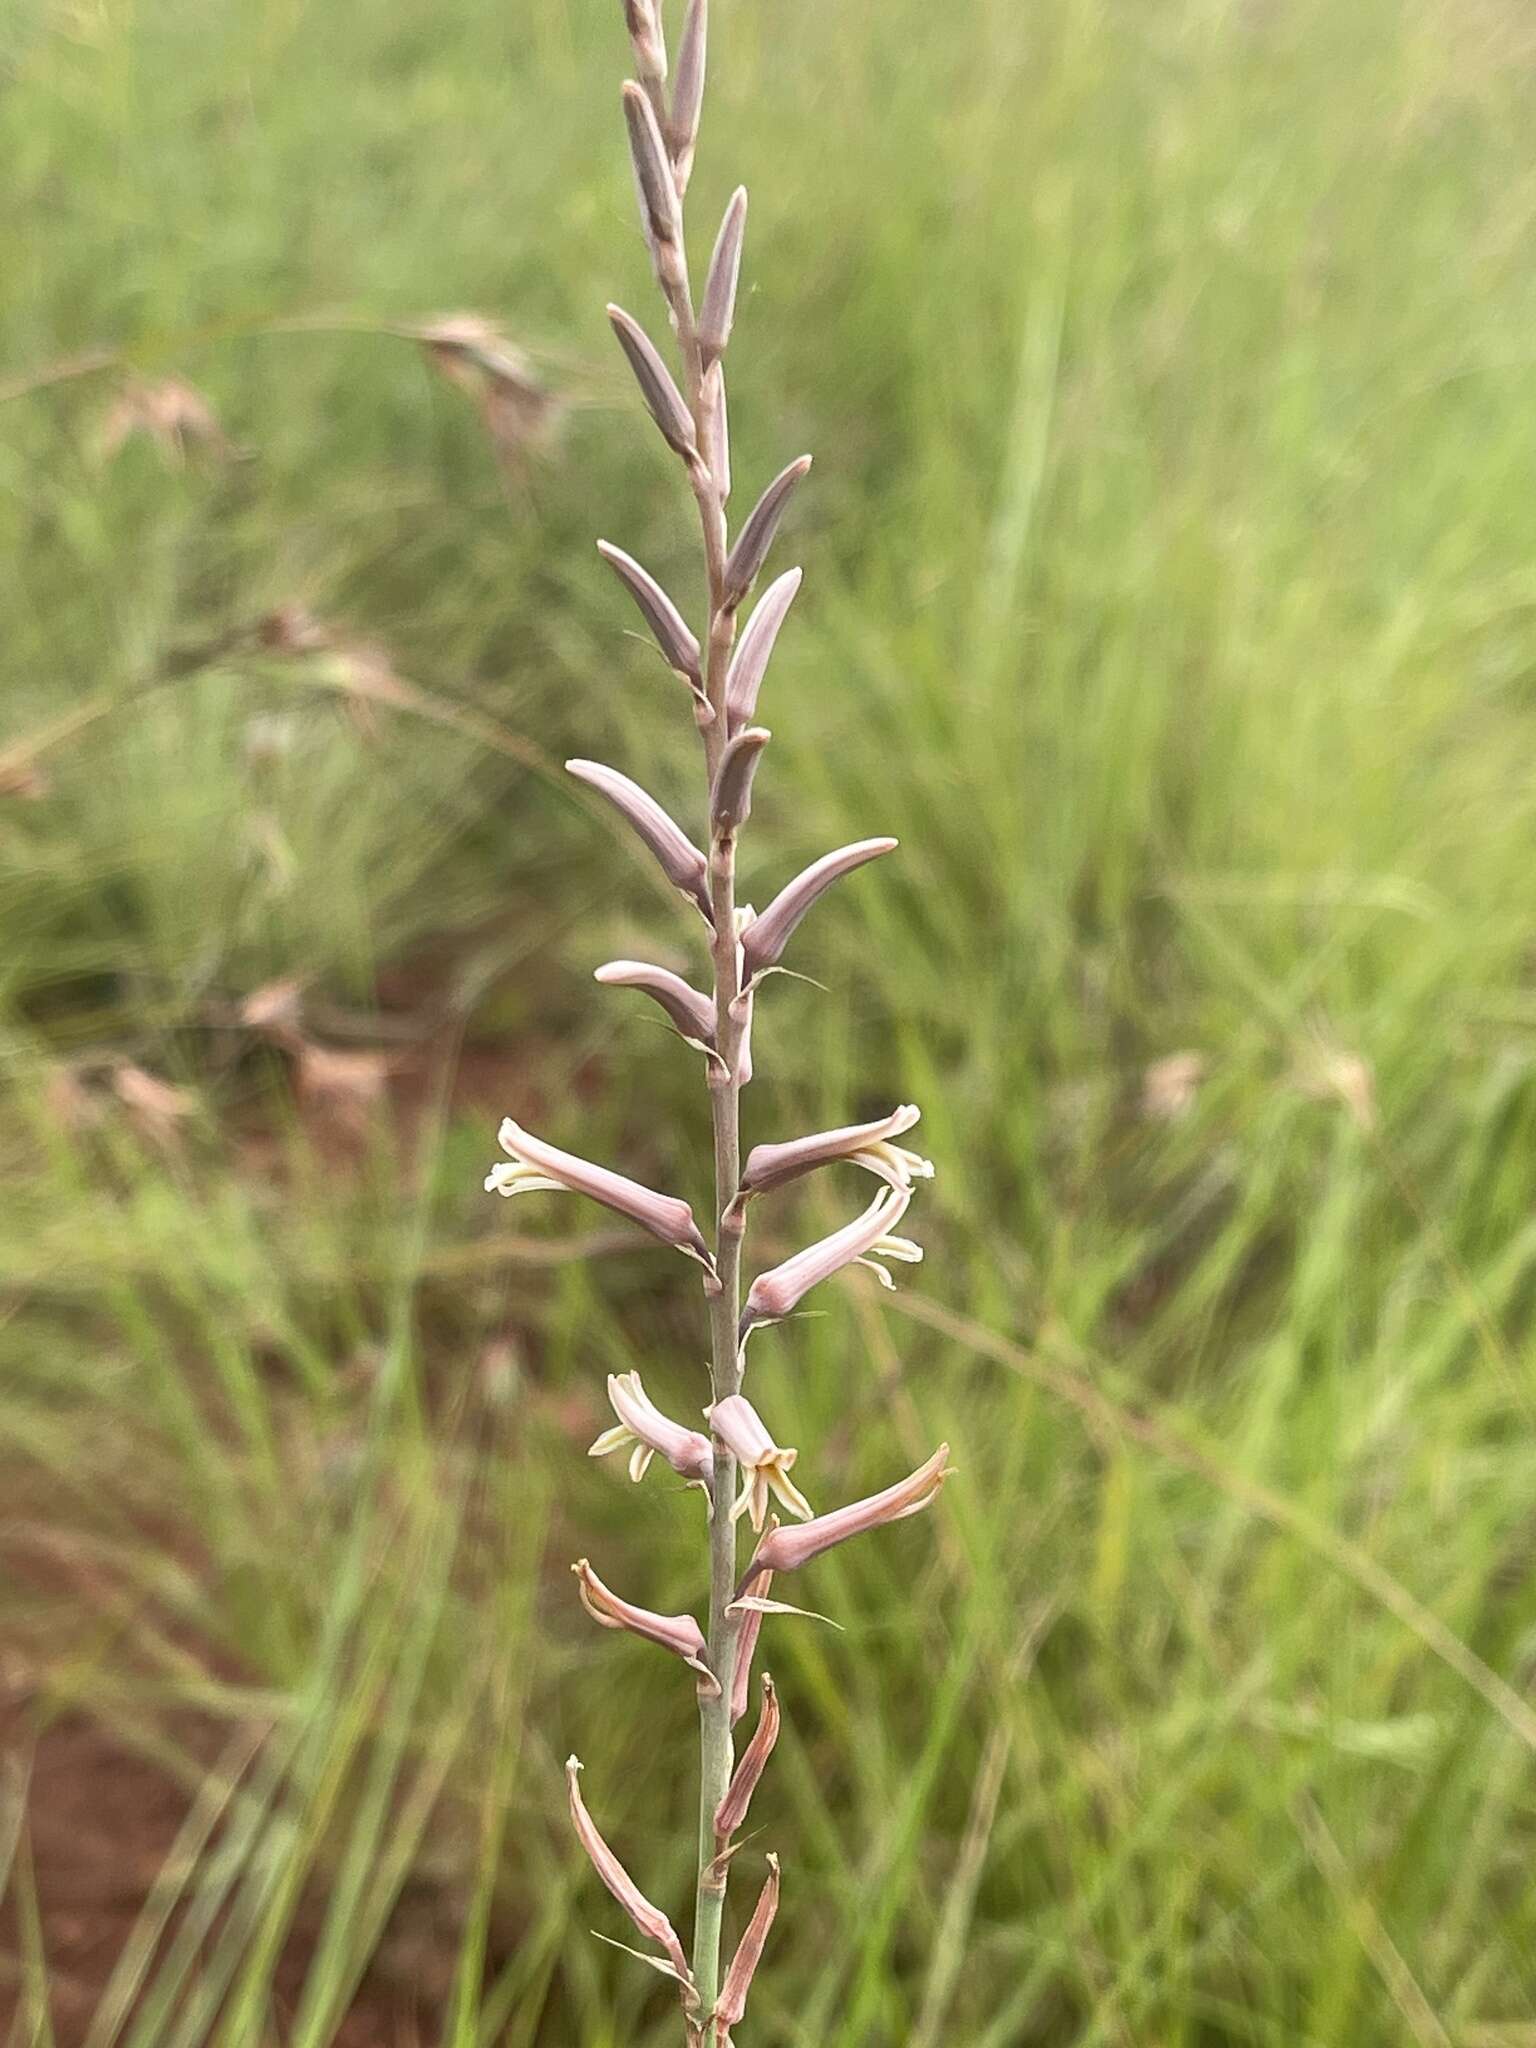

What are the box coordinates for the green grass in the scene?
[4,0,1536,2039]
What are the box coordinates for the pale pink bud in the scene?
[738,838,897,989]
[665,0,707,191]
[710,726,771,837]
[698,187,748,366]
[565,1755,692,1985]
[486,1117,716,1275]
[738,1445,950,1591]
[573,1558,720,1697]
[724,568,800,733]
[739,1186,920,1341]
[621,80,681,250]
[737,1103,933,1204]
[713,1856,780,2044]
[705,1394,812,1530]
[714,1673,780,1844]
[594,960,717,1052]
[723,456,812,611]
[566,760,712,924]
[606,305,698,462]
[596,541,703,695]
[590,1370,713,1486]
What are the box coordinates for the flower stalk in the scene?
[486,6,949,2036]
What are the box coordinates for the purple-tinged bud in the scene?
[731,1534,774,1725]
[487,1116,717,1274]
[621,81,682,250]
[705,1394,812,1530]
[737,1104,933,1204]
[666,0,707,193]
[699,187,748,366]
[706,361,730,502]
[607,306,698,463]
[596,542,703,696]
[621,1,668,94]
[723,456,812,611]
[739,1186,920,1341]
[594,960,717,1051]
[713,1856,780,2045]
[566,1755,692,1985]
[590,1371,713,1488]
[566,759,713,924]
[725,568,800,732]
[737,837,898,994]
[738,1445,950,1592]
[573,1558,720,1696]
[714,1674,780,1845]
[710,726,770,837]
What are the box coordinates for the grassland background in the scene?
[4,0,1536,2041]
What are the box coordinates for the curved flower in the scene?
[565,1756,693,1988]
[590,1371,713,1490]
[486,1117,716,1276]
[736,837,897,995]
[714,1855,780,2047]
[736,1103,933,1208]
[573,1558,719,1697]
[593,959,717,1054]
[705,1394,812,1530]
[739,1186,920,1342]
[736,1445,950,1593]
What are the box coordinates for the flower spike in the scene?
[736,1103,933,1207]
[705,1394,812,1530]
[738,1446,951,1593]
[739,1186,920,1341]
[566,1756,693,1987]
[591,1371,714,1490]
[486,1117,716,1274]
[573,1558,720,1697]
[738,837,898,992]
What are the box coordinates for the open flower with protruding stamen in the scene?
[735,1104,933,1213]
[704,1394,812,1530]
[486,1118,716,1276]
[736,1445,951,1594]
[573,1558,720,1697]
[590,1371,713,1493]
[739,1186,921,1342]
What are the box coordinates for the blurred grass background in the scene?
[4,0,1536,2040]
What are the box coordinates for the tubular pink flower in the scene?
[713,1856,780,2045]
[590,1371,714,1488]
[739,1186,921,1341]
[593,959,717,1053]
[565,1756,693,1986]
[565,758,713,924]
[724,567,801,733]
[737,1103,934,1205]
[573,1558,721,1697]
[704,1394,812,1530]
[713,1674,780,1845]
[737,837,897,991]
[737,1445,951,1592]
[486,1117,716,1276]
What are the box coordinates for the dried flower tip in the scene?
[607,306,698,462]
[698,186,748,365]
[711,727,771,837]
[573,1558,720,1696]
[596,542,703,691]
[739,1445,950,1591]
[488,1116,716,1272]
[738,1104,933,1203]
[731,1533,774,1724]
[705,1394,812,1530]
[724,568,800,732]
[666,0,707,191]
[739,838,898,988]
[714,1856,781,2044]
[622,80,682,248]
[740,1186,920,1340]
[566,759,713,924]
[591,1370,714,1486]
[594,960,717,1050]
[566,1755,692,1983]
[723,455,812,610]
[714,1675,780,1845]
